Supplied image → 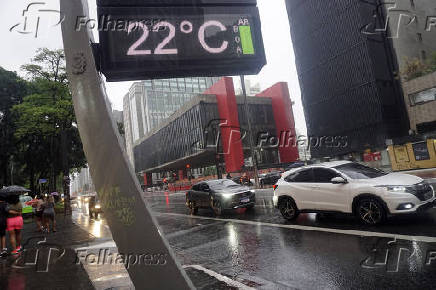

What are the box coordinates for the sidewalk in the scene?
[402,167,436,179]
[0,215,95,290]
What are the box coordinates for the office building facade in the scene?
[134,78,299,187]
[286,0,410,158]
[387,0,436,71]
[123,77,220,165]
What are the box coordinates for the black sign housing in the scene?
[96,0,266,81]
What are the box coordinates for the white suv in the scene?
[273,161,435,225]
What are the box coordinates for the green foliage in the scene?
[401,51,436,81]
[21,48,67,83]
[54,201,65,213]
[428,51,436,72]
[0,48,86,192]
[13,80,73,138]
[0,67,29,187]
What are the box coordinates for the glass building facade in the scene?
[123,77,220,165]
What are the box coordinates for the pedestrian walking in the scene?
[0,197,7,257]
[42,195,56,233]
[88,196,96,219]
[33,195,44,232]
[6,195,23,255]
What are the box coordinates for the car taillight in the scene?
[273,185,278,190]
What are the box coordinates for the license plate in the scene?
[241,198,250,203]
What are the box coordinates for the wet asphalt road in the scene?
[72,184,436,289]
[143,188,436,289]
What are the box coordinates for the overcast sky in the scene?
[0,0,306,134]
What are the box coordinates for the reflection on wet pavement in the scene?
[142,190,436,289]
[70,190,436,289]
[72,202,133,290]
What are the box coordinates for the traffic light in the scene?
[186,164,191,169]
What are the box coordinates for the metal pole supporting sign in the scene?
[60,0,194,288]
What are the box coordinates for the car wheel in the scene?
[356,198,386,225]
[188,200,198,215]
[279,197,299,220]
[212,199,223,216]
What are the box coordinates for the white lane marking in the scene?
[183,265,255,290]
[75,240,117,250]
[166,222,223,239]
[157,212,436,243]
[93,273,130,282]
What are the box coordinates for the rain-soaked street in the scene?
[73,184,436,289]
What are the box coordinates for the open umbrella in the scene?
[50,192,59,196]
[0,185,30,199]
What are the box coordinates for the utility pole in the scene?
[241,75,259,188]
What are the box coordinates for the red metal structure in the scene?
[141,79,299,188]
[204,77,245,173]
[256,82,299,163]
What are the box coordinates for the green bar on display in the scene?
[239,26,255,55]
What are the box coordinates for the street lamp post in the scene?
[240,75,259,188]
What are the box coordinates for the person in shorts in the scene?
[6,195,23,255]
[0,197,7,257]
[43,196,56,233]
[33,196,44,232]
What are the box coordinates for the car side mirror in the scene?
[331,177,347,184]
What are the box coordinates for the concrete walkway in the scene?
[0,215,95,290]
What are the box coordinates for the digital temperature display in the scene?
[97,6,266,81]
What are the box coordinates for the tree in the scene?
[21,48,67,83]
[13,48,86,193]
[0,67,28,187]
[401,51,436,81]
[401,57,427,81]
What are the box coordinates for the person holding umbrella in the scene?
[6,194,23,254]
[0,185,30,255]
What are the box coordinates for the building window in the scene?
[409,87,436,105]
[421,50,427,60]
[417,33,422,42]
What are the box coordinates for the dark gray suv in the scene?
[186,179,255,216]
